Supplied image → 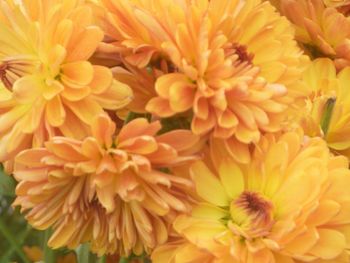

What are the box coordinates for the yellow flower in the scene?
[152,131,350,262]
[100,0,307,163]
[13,114,198,256]
[296,58,350,159]
[0,0,133,164]
[281,0,350,69]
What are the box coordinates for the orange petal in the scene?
[91,114,116,147]
[92,79,133,110]
[64,97,103,125]
[118,119,161,142]
[61,61,94,87]
[190,161,229,206]
[66,26,104,62]
[156,130,199,152]
[146,97,175,117]
[118,136,158,155]
[45,96,66,127]
[90,66,113,94]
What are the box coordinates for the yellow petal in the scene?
[43,80,64,100]
[309,229,346,260]
[12,75,43,103]
[190,161,230,206]
[90,66,113,94]
[64,98,103,125]
[61,61,94,87]
[92,79,133,110]
[66,26,104,62]
[218,159,245,199]
[45,95,66,127]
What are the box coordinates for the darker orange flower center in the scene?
[225,43,254,65]
[0,62,13,90]
[151,57,178,74]
[230,191,274,239]
[236,191,273,223]
[0,58,35,90]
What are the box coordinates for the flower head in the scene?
[281,0,350,69]
[13,114,198,256]
[0,0,133,164]
[296,58,350,159]
[152,131,350,262]
[99,0,307,163]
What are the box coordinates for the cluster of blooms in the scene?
[2,0,350,262]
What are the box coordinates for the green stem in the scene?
[98,255,107,263]
[0,217,30,263]
[119,258,129,263]
[77,243,98,263]
[43,229,55,263]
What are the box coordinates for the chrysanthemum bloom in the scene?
[13,114,198,256]
[0,0,132,164]
[281,0,350,69]
[296,58,350,158]
[152,131,350,262]
[100,0,307,163]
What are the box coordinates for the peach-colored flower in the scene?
[13,114,198,256]
[152,131,350,263]
[99,0,308,163]
[281,0,350,69]
[0,0,133,165]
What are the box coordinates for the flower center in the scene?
[229,191,274,239]
[0,62,13,90]
[149,57,178,75]
[0,57,37,90]
[225,43,254,65]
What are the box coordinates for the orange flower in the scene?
[13,114,198,256]
[0,0,133,165]
[281,0,350,69]
[152,131,350,262]
[99,0,307,163]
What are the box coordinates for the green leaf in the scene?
[0,167,15,196]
